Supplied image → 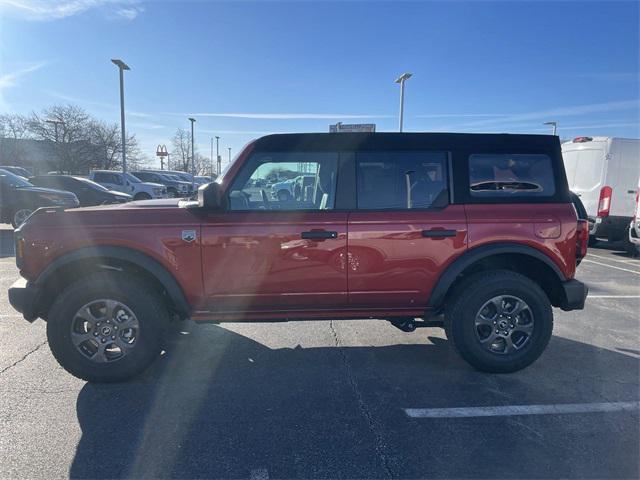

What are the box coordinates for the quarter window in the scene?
[469,154,555,197]
[356,151,448,210]
[228,152,339,211]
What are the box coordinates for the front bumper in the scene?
[559,279,588,311]
[8,278,41,322]
[629,221,640,246]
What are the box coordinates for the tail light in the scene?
[576,219,589,260]
[597,186,612,217]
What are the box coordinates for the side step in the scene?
[388,316,444,332]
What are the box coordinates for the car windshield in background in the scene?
[125,173,141,183]
[75,177,110,192]
[0,169,33,188]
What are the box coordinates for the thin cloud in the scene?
[1,0,143,21]
[170,112,394,120]
[438,100,640,130]
[45,90,151,118]
[0,61,48,109]
[414,113,509,118]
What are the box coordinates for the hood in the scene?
[75,198,180,211]
[108,190,133,199]
[17,186,76,198]
[141,182,165,189]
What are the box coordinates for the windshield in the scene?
[0,169,33,188]
[74,177,110,192]
[125,173,141,183]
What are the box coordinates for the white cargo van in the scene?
[628,176,640,255]
[562,136,640,243]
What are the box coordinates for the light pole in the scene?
[111,59,130,173]
[45,119,64,142]
[395,72,412,132]
[210,137,214,177]
[228,147,231,164]
[215,136,220,175]
[188,117,196,190]
[543,121,558,136]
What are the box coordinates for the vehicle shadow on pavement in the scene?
[70,323,639,479]
[0,229,14,258]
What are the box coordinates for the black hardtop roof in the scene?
[251,132,560,153]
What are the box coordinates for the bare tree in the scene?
[28,105,96,174]
[89,121,141,171]
[170,128,193,172]
[0,113,32,165]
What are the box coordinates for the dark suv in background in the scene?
[0,169,79,227]
[131,171,192,197]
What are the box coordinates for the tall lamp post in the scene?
[45,119,64,142]
[111,59,130,173]
[188,117,196,190]
[395,72,412,132]
[543,121,558,136]
[228,147,231,164]
[215,136,220,175]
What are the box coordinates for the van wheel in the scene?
[47,273,169,382]
[444,270,553,373]
[12,208,33,228]
[133,192,152,201]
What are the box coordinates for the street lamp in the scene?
[228,147,231,164]
[395,72,412,132]
[111,59,130,173]
[215,136,220,175]
[45,119,64,142]
[188,117,196,190]
[543,121,558,136]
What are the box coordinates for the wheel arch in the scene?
[427,243,568,309]
[34,246,190,320]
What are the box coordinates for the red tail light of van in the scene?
[597,186,612,217]
[576,219,589,259]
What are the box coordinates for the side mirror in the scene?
[198,182,223,209]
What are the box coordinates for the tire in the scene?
[444,270,553,373]
[277,190,291,202]
[133,192,152,201]
[47,272,169,382]
[11,208,33,228]
[167,188,178,198]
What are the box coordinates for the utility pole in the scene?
[395,72,412,132]
[215,136,220,175]
[111,59,130,172]
[45,119,64,142]
[188,117,196,190]
[210,137,214,177]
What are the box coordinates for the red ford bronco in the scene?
[9,133,589,382]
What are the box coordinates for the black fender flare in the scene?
[427,243,566,308]
[35,245,190,315]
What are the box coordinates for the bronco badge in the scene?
[182,230,196,243]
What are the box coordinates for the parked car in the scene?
[562,136,640,244]
[627,176,640,256]
[30,175,132,206]
[271,174,315,202]
[1,166,32,178]
[131,171,191,198]
[8,132,588,382]
[194,175,213,185]
[0,169,79,227]
[88,170,167,200]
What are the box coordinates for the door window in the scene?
[469,154,555,197]
[356,151,448,209]
[228,152,339,211]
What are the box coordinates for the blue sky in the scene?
[1,0,638,169]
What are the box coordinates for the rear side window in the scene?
[356,151,448,209]
[469,154,555,197]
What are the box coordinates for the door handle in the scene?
[422,229,458,238]
[301,230,338,240]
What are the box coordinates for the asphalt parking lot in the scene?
[0,230,638,479]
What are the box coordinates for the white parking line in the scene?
[582,259,640,275]
[588,295,640,298]
[404,401,639,418]
[587,253,640,266]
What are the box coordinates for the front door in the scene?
[201,151,347,313]
[347,150,467,308]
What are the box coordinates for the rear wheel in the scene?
[444,270,553,373]
[47,273,169,382]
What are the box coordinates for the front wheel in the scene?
[47,273,169,382]
[12,208,33,228]
[445,270,553,373]
[133,192,152,201]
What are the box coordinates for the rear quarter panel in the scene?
[465,203,578,279]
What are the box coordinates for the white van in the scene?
[628,176,640,254]
[562,136,640,243]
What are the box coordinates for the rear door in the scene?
[347,151,467,309]
[201,151,348,313]
[562,141,607,218]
